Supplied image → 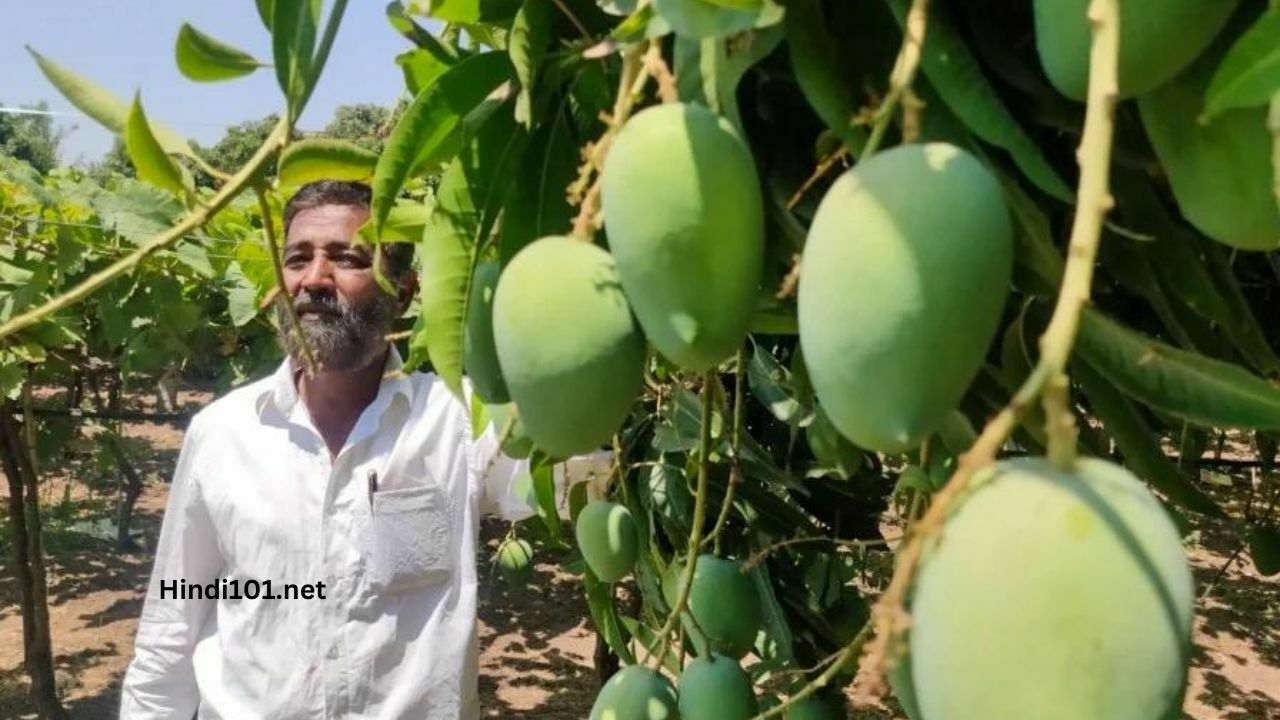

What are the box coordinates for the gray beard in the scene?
[275,289,399,373]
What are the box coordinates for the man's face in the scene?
[276,203,402,373]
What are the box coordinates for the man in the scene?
[120,181,566,719]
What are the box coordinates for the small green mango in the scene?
[575,501,639,583]
[784,695,844,720]
[589,665,679,720]
[463,260,509,403]
[678,654,758,720]
[495,537,534,584]
[602,102,763,371]
[664,555,762,659]
[798,143,1012,453]
[1138,38,1280,251]
[1034,0,1238,100]
[891,457,1194,720]
[492,236,646,457]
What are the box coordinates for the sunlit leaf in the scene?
[175,23,261,82]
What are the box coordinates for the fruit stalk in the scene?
[859,0,1122,691]
[0,116,292,341]
[646,371,716,669]
[704,347,746,555]
[862,0,932,159]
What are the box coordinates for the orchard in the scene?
[1,0,1279,718]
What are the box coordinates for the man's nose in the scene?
[297,254,336,291]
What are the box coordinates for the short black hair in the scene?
[282,180,415,279]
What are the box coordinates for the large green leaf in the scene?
[27,47,194,157]
[411,112,527,397]
[124,94,188,197]
[784,0,865,149]
[583,567,637,664]
[272,0,321,115]
[1204,8,1280,120]
[652,0,783,39]
[509,0,552,127]
[884,0,1072,202]
[1074,360,1224,517]
[277,138,379,187]
[256,0,275,29]
[396,48,455,96]
[420,0,522,23]
[674,24,782,132]
[371,51,512,235]
[175,23,261,82]
[498,106,578,264]
[1076,308,1280,430]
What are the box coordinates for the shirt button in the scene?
[327,646,339,660]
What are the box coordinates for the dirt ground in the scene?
[0,389,1277,719]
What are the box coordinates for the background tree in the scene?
[322,103,393,153]
[0,102,61,174]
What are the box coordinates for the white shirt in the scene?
[119,347,582,719]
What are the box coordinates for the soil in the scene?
[0,389,1276,718]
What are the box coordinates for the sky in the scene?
[1,1,422,165]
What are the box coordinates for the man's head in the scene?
[277,180,417,373]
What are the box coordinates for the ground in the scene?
[0,388,1277,718]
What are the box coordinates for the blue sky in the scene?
[2,1,421,165]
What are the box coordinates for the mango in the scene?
[891,457,1194,720]
[464,260,509,403]
[1138,39,1280,251]
[492,236,646,457]
[1034,0,1238,100]
[798,143,1012,453]
[575,501,639,583]
[589,665,679,720]
[678,654,757,720]
[664,555,762,658]
[495,537,533,584]
[602,102,764,371]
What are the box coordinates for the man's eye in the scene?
[284,255,308,267]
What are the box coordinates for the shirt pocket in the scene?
[367,483,455,594]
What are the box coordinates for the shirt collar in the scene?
[255,344,415,420]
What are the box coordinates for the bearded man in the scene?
[119,180,576,719]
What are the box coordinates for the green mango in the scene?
[891,457,1194,720]
[463,260,509,403]
[678,654,758,720]
[602,102,764,371]
[664,555,762,658]
[589,665,680,720]
[1034,0,1238,100]
[798,143,1012,453]
[492,236,646,457]
[1138,40,1280,251]
[575,501,639,583]
[495,537,533,584]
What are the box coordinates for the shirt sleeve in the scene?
[119,413,222,720]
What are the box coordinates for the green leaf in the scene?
[749,563,795,664]
[27,47,195,158]
[257,0,275,29]
[388,0,460,61]
[1204,9,1280,119]
[533,456,562,540]
[225,262,261,327]
[273,0,321,116]
[884,0,1072,202]
[125,93,188,197]
[674,25,782,132]
[499,106,578,264]
[415,113,527,398]
[619,616,682,675]
[423,0,522,23]
[1074,359,1224,517]
[652,0,783,39]
[1077,308,1280,430]
[746,338,810,426]
[372,51,512,235]
[702,0,762,8]
[278,138,379,188]
[175,23,261,82]
[583,567,636,663]
[1248,526,1280,577]
[173,243,215,278]
[368,201,435,243]
[509,0,552,128]
[784,0,866,149]
[396,48,454,97]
